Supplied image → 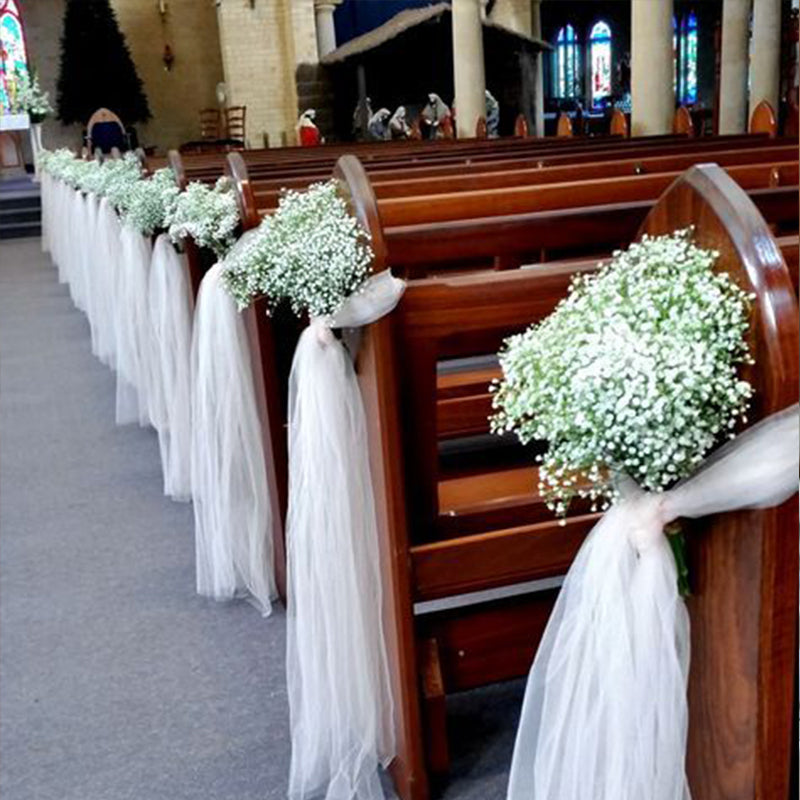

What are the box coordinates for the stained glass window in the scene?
[554,24,580,98]
[679,12,698,104]
[589,21,612,109]
[0,0,29,113]
[674,11,698,105]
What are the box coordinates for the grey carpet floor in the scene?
[0,238,522,800]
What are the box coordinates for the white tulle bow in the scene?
[286,270,404,800]
[507,403,799,800]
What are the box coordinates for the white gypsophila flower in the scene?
[122,168,179,236]
[101,153,144,212]
[166,177,240,259]
[490,229,754,516]
[222,179,373,318]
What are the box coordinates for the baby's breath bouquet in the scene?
[491,230,754,517]
[167,177,240,258]
[122,168,179,235]
[101,153,144,212]
[224,179,373,317]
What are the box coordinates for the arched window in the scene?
[678,11,698,104]
[674,11,698,105]
[0,0,29,113]
[589,21,612,109]
[554,24,580,98]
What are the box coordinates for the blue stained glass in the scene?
[555,24,580,99]
[590,21,612,109]
[681,12,698,104]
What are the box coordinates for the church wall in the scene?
[111,0,225,153]
[216,0,317,148]
[489,0,533,36]
[21,0,224,156]
[20,0,77,152]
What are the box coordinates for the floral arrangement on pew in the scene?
[121,168,179,236]
[490,229,798,800]
[491,229,754,518]
[167,177,240,259]
[39,149,183,238]
[223,179,373,313]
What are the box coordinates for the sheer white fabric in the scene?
[82,194,102,356]
[507,403,799,800]
[40,172,52,253]
[191,263,276,615]
[115,225,154,426]
[286,271,404,800]
[93,198,123,368]
[149,234,193,500]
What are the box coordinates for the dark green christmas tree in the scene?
[56,0,150,125]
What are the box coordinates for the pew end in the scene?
[749,100,778,138]
[673,105,695,137]
[639,163,798,799]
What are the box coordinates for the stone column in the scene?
[749,0,781,119]
[719,0,751,133]
[452,0,487,138]
[631,0,675,135]
[532,0,545,136]
[314,0,341,59]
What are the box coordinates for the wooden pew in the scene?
[165,131,779,189]
[241,136,796,213]
[232,149,797,601]
[356,164,798,800]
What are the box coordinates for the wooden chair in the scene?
[749,99,778,138]
[199,108,221,141]
[355,164,798,800]
[609,107,628,137]
[224,105,246,144]
[556,112,573,137]
[673,105,695,137]
[86,108,127,153]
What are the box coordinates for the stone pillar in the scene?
[452,0,487,138]
[719,0,751,133]
[631,0,675,135]
[314,0,341,59]
[532,0,545,136]
[749,0,781,119]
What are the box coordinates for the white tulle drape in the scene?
[191,262,276,615]
[149,234,194,500]
[93,197,122,368]
[115,225,154,426]
[506,403,799,800]
[286,271,404,800]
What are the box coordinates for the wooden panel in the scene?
[377,163,799,227]
[410,515,597,602]
[356,319,429,800]
[417,591,559,691]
